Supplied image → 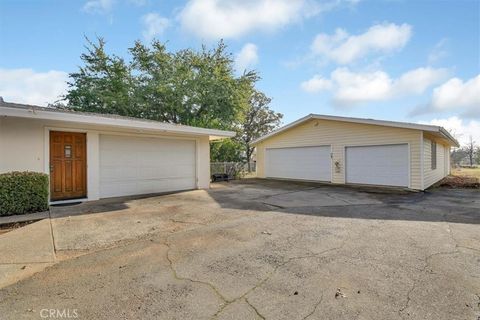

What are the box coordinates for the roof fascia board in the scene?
[310,114,441,132]
[438,127,460,147]
[252,113,459,146]
[0,106,235,139]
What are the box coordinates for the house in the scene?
[0,100,235,203]
[252,114,459,190]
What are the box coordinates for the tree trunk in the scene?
[246,146,252,172]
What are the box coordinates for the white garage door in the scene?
[99,135,196,198]
[265,146,331,181]
[345,144,409,187]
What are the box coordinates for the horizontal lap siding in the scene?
[423,138,448,188]
[256,119,423,189]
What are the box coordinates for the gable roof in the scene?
[251,113,459,147]
[0,100,235,140]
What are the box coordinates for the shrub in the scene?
[0,171,49,216]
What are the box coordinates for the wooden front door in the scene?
[50,131,87,201]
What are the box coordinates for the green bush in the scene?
[0,171,49,216]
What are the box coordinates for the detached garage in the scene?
[253,114,459,190]
[0,100,235,202]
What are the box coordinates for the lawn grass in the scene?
[451,167,480,179]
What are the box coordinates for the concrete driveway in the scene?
[0,179,479,319]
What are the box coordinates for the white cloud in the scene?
[420,117,480,146]
[127,0,147,5]
[429,75,480,117]
[301,67,448,106]
[0,68,69,106]
[83,0,147,14]
[394,67,450,95]
[83,0,115,14]
[235,43,259,72]
[300,75,332,93]
[427,38,449,65]
[141,13,170,41]
[311,22,412,64]
[330,68,391,103]
[178,0,355,40]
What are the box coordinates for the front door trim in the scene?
[47,129,88,201]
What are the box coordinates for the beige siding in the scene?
[423,137,449,188]
[256,118,423,189]
[0,117,45,173]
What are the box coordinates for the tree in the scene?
[451,148,468,166]
[63,38,258,131]
[129,40,258,129]
[62,37,285,167]
[239,90,283,171]
[465,135,477,167]
[64,37,136,116]
[210,139,244,162]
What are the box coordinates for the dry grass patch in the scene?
[451,167,480,179]
[437,167,480,188]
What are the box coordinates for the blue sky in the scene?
[0,0,479,145]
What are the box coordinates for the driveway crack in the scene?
[446,223,480,253]
[245,297,266,320]
[398,280,416,318]
[163,239,228,306]
[250,187,319,201]
[324,192,352,205]
[48,208,57,261]
[169,218,207,226]
[398,245,459,318]
[212,236,349,319]
[302,293,324,320]
[262,202,285,209]
[211,244,345,319]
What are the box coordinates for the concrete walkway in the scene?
[0,219,55,288]
[0,189,246,287]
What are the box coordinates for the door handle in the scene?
[50,164,54,172]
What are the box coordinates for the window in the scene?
[431,140,437,170]
[64,145,72,158]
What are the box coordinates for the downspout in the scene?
[420,131,425,190]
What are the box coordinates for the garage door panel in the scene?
[266,146,331,181]
[137,166,195,180]
[101,153,136,166]
[100,135,196,198]
[346,144,408,187]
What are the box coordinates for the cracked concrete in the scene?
[0,179,478,319]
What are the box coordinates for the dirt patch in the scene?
[0,221,36,235]
[435,175,480,189]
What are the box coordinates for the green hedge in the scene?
[0,171,49,216]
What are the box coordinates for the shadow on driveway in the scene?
[206,179,480,225]
[48,178,479,225]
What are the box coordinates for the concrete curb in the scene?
[0,211,49,226]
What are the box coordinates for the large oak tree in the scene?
[63,37,282,162]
